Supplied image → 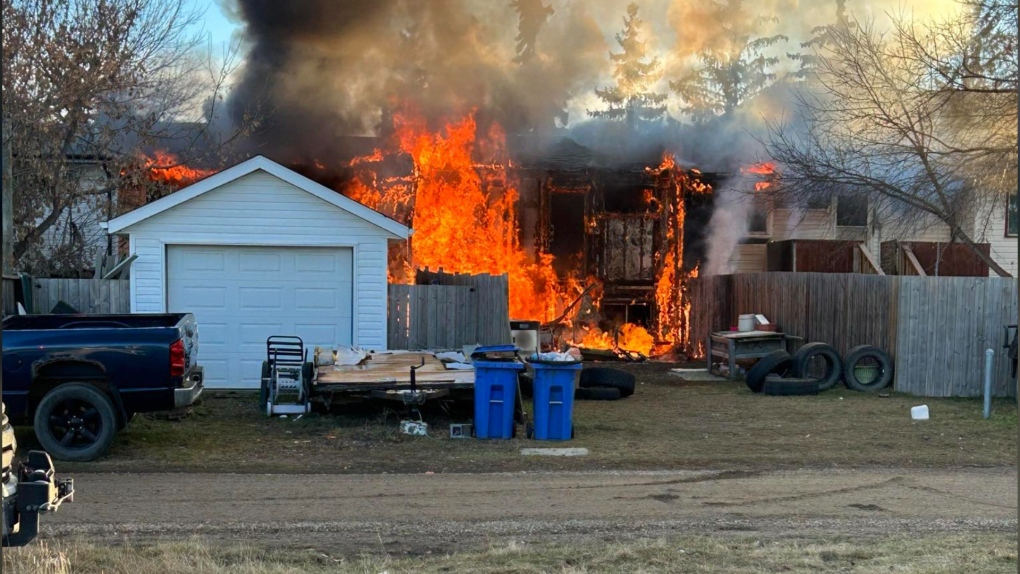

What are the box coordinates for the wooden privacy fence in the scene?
[389,271,512,350]
[690,273,1018,398]
[31,278,130,314]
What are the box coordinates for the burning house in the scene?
[286,111,725,357]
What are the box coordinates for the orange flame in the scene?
[569,323,655,356]
[339,116,708,356]
[143,151,215,186]
[745,162,776,175]
[744,162,777,192]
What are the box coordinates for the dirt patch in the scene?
[14,362,1017,474]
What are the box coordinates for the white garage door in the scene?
[167,245,354,388]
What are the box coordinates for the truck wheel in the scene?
[33,383,117,462]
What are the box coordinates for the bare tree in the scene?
[1,0,259,276]
[764,4,1017,276]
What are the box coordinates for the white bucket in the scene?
[738,314,757,332]
[911,405,929,420]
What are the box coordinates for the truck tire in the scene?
[842,345,894,392]
[33,383,117,462]
[579,368,636,398]
[745,350,793,393]
[763,375,821,396]
[790,343,843,391]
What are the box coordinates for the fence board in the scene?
[31,279,130,314]
[386,282,507,350]
[690,272,1017,398]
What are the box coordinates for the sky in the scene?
[187,0,239,54]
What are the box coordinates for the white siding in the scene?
[972,199,1018,277]
[728,244,768,273]
[121,169,393,350]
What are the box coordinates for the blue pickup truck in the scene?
[2,314,203,461]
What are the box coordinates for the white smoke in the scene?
[702,176,755,276]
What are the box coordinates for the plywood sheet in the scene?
[315,352,475,385]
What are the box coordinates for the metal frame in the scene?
[264,336,311,416]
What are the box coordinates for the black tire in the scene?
[745,350,793,393]
[519,373,534,398]
[763,375,820,396]
[575,386,622,401]
[842,345,894,392]
[302,361,315,398]
[260,361,271,415]
[579,368,636,398]
[33,383,117,462]
[790,343,843,391]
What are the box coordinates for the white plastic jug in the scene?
[911,405,929,420]
[738,314,756,332]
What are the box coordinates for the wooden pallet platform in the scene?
[315,351,475,389]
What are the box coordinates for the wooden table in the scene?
[706,331,790,380]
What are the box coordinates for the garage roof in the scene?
[104,155,411,239]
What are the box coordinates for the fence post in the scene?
[983,348,994,419]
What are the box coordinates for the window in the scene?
[747,198,770,235]
[806,195,831,210]
[836,195,868,227]
[1008,191,1018,237]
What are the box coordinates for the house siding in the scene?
[726,199,1013,276]
[122,170,393,350]
[972,199,1018,277]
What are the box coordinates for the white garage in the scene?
[105,156,410,388]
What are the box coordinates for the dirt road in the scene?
[45,467,1016,554]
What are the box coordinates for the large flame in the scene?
[337,108,566,322]
[334,110,706,357]
[143,151,215,186]
[744,162,777,192]
[650,153,710,352]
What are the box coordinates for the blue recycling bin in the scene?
[530,361,582,440]
[473,360,523,439]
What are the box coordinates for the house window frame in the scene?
[836,195,869,228]
[746,195,772,237]
[1007,191,1018,237]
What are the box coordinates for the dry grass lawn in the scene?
[13,362,1017,474]
[5,534,1016,574]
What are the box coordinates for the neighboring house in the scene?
[726,189,1018,277]
[104,155,411,389]
[30,156,116,276]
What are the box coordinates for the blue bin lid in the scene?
[473,360,525,370]
[529,360,583,369]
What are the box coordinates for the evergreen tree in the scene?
[788,0,848,80]
[511,0,555,64]
[588,3,668,124]
[670,0,788,121]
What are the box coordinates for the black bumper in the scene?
[2,451,74,547]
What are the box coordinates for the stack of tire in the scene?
[745,344,894,396]
[519,367,636,402]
